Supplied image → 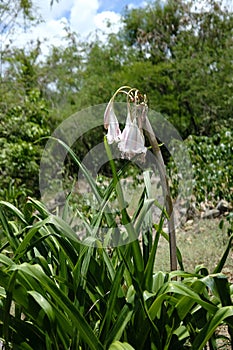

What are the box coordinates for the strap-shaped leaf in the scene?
[109,341,135,350]
[192,306,233,349]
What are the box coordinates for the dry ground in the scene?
[155,216,233,278]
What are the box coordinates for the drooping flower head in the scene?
[118,102,147,161]
[104,86,148,161]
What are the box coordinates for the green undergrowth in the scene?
[168,129,233,206]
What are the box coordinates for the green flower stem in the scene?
[144,117,177,271]
[104,136,144,278]
[103,138,126,213]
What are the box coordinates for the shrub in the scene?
[168,129,233,205]
[0,89,50,203]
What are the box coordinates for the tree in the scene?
[0,43,50,202]
[121,0,233,135]
[0,0,57,35]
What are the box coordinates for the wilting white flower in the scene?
[104,92,147,161]
[117,106,131,147]
[118,113,147,161]
[104,100,121,144]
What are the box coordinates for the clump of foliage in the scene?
[0,88,50,203]
[186,130,233,204]
[0,151,232,349]
[168,129,233,205]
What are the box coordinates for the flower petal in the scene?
[118,117,147,160]
[104,100,113,129]
[104,103,121,144]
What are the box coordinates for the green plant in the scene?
[0,136,232,349]
[168,129,233,205]
[0,88,50,201]
[0,197,232,349]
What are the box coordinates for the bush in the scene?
[0,89,50,203]
[168,129,233,205]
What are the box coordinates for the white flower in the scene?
[104,95,147,162]
[118,112,147,161]
[104,100,121,144]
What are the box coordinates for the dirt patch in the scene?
[155,216,233,277]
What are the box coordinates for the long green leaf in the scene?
[143,214,165,291]
[0,201,27,224]
[134,198,156,234]
[149,281,217,320]
[0,314,46,349]
[14,214,80,261]
[106,305,134,346]
[202,274,232,306]
[26,197,51,219]
[213,233,233,273]
[14,218,52,260]
[3,270,18,347]
[0,207,20,251]
[99,262,125,341]
[27,290,55,325]
[0,253,15,267]
[109,341,135,350]
[192,306,233,350]
[104,137,144,279]
[10,263,104,350]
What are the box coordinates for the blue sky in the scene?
[98,0,145,13]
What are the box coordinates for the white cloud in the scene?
[34,0,73,21]
[127,1,147,10]
[1,17,69,58]
[94,11,122,34]
[69,1,121,39]
[1,0,122,59]
[70,0,100,36]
